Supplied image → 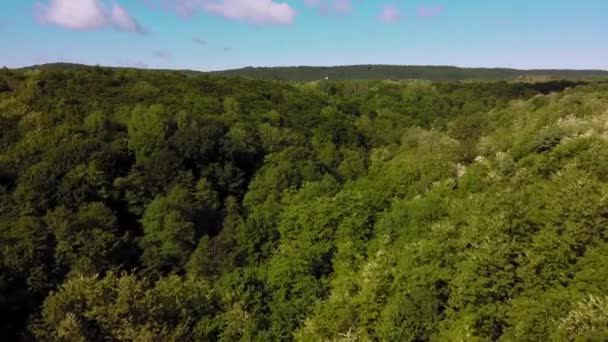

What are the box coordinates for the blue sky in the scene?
[1,0,607,71]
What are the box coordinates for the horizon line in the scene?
[9,62,608,73]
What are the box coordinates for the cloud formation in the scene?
[204,0,295,24]
[378,5,400,23]
[417,4,444,18]
[160,0,296,25]
[110,3,144,32]
[36,0,144,33]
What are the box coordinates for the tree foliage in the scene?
[1,65,607,340]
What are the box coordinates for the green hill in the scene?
[211,64,608,81]
[16,63,608,81]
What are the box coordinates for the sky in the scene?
[1,0,607,71]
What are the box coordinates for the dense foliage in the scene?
[1,65,608,341]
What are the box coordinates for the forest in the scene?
[211,65,608,82]
[1,65,608,341]
[22,63,608,82]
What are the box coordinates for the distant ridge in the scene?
[211,65,608,82]
[15,63,608,82]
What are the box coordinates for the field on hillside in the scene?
[2,66,608,341]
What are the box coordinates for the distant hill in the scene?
[18,63,182,73]
[18,63,94,71]
[211,65,608,82]
[14,63,608,82]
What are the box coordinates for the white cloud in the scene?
[204,0,296,24]
[110,3,144,33]
[166,0,296,25]
[36,0,144,33]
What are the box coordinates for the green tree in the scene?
[32,272,220,341]
[46,203,126,275]
[127,104,172,161]
[140,185,201,272]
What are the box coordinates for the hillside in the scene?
[211,64,608,81]
[2,66,608,341]
[16,63,608,81]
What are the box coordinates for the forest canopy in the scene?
[1,65,608,341]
